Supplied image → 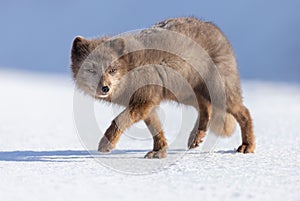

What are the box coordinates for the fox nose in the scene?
[101,86,110,93]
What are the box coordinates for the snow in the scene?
[0,70,300,201]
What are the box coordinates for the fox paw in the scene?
[188,140,201,149]
[98,137,115,153]
[188,131,206,149]
[237,143,255,153]
[144,149,167,159]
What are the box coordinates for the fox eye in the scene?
[86,69,96,74]
[109,68,117,74]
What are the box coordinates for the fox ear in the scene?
[71,36,92,78]
[71,36,91,59]
[109,38,126,56]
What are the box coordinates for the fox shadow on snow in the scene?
[0,150,146,162]
[0,149,237,162]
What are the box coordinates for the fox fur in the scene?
[71,17,255,158]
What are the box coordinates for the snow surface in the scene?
[0,70,300,201]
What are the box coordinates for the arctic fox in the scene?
[71,17,255,158]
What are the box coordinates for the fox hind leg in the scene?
[228,104,255,153]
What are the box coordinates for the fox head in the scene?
[71,36,129,101]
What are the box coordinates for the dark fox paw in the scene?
[188,140,201,149]
[98,137,115,153]
[144,149,167,159]
[188,130,206,149]
[237,143,255,153]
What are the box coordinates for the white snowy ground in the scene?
[0,69,299,201]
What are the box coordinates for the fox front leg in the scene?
[98,120,122,152]
[188,96,211,149]
[98,102,156,153]
[144,109,168,159]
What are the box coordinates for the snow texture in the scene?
[0,70,299,201]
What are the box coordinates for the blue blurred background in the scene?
[0,0,299,82]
